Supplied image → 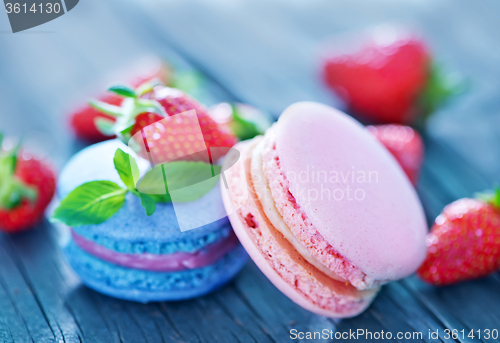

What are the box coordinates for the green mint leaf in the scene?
[52,181,127,227]
[136,164,169,195]
[94,117,116,136]
[89,99,123,117]
[138,192,156,216]
[109,85,137,98]
[150,193,172,203]
[113,149,140,191]
[136,161,221,203]
[164,161,221,191]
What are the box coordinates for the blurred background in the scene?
[2,1,500,341]
[1,0,499,184]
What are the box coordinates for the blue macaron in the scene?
[58,140,247,303]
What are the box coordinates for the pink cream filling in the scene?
[72,230,238,272]
[261,135,379,290]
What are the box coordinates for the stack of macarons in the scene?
[221,102,427,318]
[57,139,247,303]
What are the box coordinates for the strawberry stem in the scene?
[94,117,116,136]
[91,82,167,143]
[109,85,137,98]
[417,62,468,125]
[0,142,38,210]
[136,80,162,97]
[89,100,123,117]
[476,187,500,209]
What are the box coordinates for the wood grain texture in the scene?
[0,0,499,342]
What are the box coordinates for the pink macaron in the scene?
[221,102,427,318]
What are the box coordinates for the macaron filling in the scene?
[259,130,380,290]
[72,229,239,272]
[251,138,347,282]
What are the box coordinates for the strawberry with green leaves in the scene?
[52,149,221,227]
[90,83,238,164]
[69,63,209,144]
[0,134,56,233]
[70,93,123,143]
[418,188,500,285]
[323,25,464,125]
[69,60,176,143]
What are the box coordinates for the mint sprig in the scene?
[113,149,157,215]
[52,149,146,226]
[52,148,222,227]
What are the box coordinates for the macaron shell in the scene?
[64,240,248,303]
[71,192,229,244]
[274,102,427,281]
[221,140,377,318]
[260,131,378,290]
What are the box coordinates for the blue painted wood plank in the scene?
[0,236,55,342]
[1,0,500,342]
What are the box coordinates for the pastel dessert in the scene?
[221,102,427,318]
[56,139,247,303]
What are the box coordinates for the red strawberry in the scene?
[92,84,238,164]
[323,26,460,124]
[130,112,164,137]
[70,60,171,143]
[367,124,423,186]
[418,191,500,285]
[0,136,56,233]
[70,93,122,143]
[154,87,237,149]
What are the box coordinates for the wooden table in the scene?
[1,0,500,342]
